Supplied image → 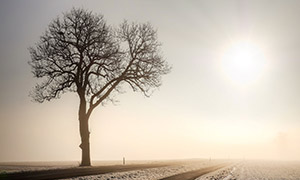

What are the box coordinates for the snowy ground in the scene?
[0,160,148,173]
[61,160,225,180]
[0,161,78,173]
[2,160,300,180]
[196,160,300,180]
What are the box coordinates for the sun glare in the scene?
[221,41,267,86]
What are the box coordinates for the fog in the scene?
[1,0,300,162]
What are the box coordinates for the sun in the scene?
[220,40,267,86]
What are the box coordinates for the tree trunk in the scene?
[79,117,91,166]
[78,96,91,166]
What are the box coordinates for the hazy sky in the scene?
[1,0,300,162]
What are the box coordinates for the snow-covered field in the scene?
[2,160,300,180]
[61,160,225,180]
[197,160,300,180]
[0,161,78,173]
[0,160,149,173]
[65,160,300,180]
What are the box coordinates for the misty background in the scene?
[1,0,300,162]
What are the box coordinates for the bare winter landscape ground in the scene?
[197,160,300,180]
[1,159,300,180]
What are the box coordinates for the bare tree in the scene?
[29,8,170,166]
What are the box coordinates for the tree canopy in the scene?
[29,8,170,166]
[29,8,170,114]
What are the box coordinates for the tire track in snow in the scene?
[159,163,230,180]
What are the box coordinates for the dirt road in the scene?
[0,163,169,180]
[159,163,229,180]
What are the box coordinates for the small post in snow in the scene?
[123,157,125,165]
